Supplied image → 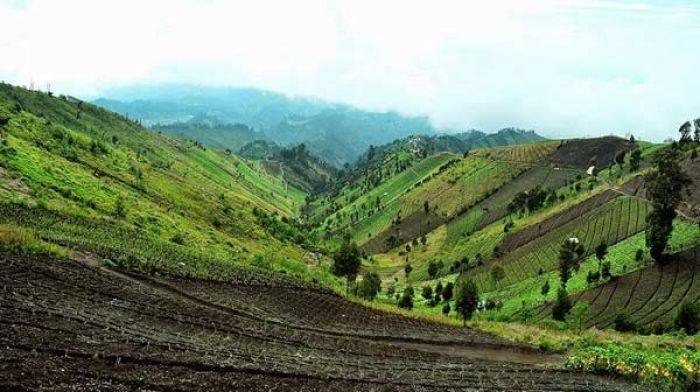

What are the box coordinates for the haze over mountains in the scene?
[94,84,545,167]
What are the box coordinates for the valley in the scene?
[0,83,698,391]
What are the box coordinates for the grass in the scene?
[0,224,68,259]
[0,83,342,292]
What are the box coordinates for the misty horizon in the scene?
[2,0,699,141]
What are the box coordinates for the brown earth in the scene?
[546,137,633,170]
[0,252,647,391]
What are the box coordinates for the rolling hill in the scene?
[2,82,699,391]
[93,84,435,166]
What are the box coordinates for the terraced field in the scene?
[360,155,521,252]
[0,253,644,391]
[470,195,651,292]
[536,248,700,330]
[471,140,561,163]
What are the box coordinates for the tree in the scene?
[455,278,479,323]
[674,302,699,334]
[594,241,608,277]
[490,264,506,288]
[420,235,427,246]
[398,286,414,310]
[427,261,439,279]
[435,281,443,302]
[332,240,362,295]
[552,287,571,321]
[442,302,451,316]
[568,301,589,331]
[421,285,433,301]
[356,272,381,300]
[442,282,454,303]
[644,144,692,261]
[679,121,693,144]
[423,200,430,214]
[630,148,642,171]
[559,238,584,289]
[404,263,413,278]
[615,150,626,169]
[541,280,550,297]
[694,118,700,142]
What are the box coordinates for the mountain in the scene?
[92,84,435,166]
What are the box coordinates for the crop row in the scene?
[472,196,650,293]
[536,248,699,330]
[0,252,637,391]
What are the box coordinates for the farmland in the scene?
[0,252,645,391]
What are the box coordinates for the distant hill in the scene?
[152,116,265,152]
[93,84,434,166]
[239,141,337,194]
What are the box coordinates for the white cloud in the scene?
[1,0,698,141]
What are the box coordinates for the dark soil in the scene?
[0,253,647,391]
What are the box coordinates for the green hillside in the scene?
[0,83,338,288]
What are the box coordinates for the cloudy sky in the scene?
[1,0,698,140]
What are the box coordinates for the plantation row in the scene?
[472,141,561,164]
[536,248,700,330]
[0,253,640,391]
[471,196,650,293]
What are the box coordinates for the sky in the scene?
[1,0,699,141]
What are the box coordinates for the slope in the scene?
[0,82,334,286]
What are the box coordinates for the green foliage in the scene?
[398,286,414,309]
[552,287,571,321]
[421,285,433,301]
[332,240,362,282]
[644,144,692,261]
[613,310,638,333]
[455,277,479,321]
[567,301,589,331]
[356,272,381,300]
[674,302,699,335]
[565,343,699,392]
[0,224,67,259]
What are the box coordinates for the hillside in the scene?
[2,82,699,391]
[0,83,334,286]
[93,84,435,166]
[355,136,700,341]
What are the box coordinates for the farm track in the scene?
[0,253,646,391]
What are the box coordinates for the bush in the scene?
[674,302,700,335]
[398,286,414,310]
[0,225,67,258]
[442,302,451,315]
[356,272,381,300]
[613,310,637,333]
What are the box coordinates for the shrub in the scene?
[0,225,66,258]
[356,272,381,301]
[674,302,700,335]
[613,310,637,333]
[421,285,433,301]
[398,286,414,310]
[442,302,451,315]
